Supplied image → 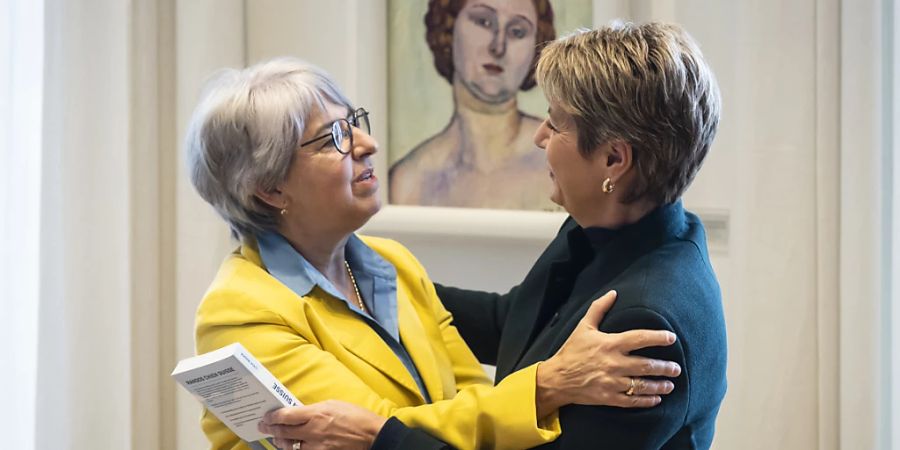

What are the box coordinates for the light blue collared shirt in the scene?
[255,231,431,403]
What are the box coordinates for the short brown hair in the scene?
[424,0,555,91]
[536,22,721,205]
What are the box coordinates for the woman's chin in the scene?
[549,190,564,209]
[368,198,383,216]
[467,81,516,104]
[356,198,383,225]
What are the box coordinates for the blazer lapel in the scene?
[396,287,447,402]
[520,251,636,365]
[240,236,439,403]
[328,307,427,401]
[496,220,582,378]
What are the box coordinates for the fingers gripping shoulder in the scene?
[598,306,685,369]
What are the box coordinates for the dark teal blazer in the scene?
[439,201,727,449]
[371,201,727,450]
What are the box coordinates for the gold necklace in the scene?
[344,260,367,313]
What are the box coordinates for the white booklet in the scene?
[172,342,301,443]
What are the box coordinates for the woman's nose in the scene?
[352,127,378,159]
[489,29,506,58]
[533,121,550,149]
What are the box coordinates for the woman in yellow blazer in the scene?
[184,57,681,450]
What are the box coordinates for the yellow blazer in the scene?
[195,235,560,450]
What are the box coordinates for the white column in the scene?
[37,0,133,447]
[815,0,841,448]
[174,1,246,448]
[0,1,43,448]
[840,0,890,448]
[130,0,179,448]
[887,3,900,449]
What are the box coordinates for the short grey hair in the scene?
[185,57,352,238]
[536,21,721,205]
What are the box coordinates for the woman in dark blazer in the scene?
[261,21,727,450]
[439,204,725,449]
[435,21,728,449]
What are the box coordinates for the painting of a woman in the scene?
[389,0,559,210]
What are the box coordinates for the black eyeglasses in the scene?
[299,107,371,154]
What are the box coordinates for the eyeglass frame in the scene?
[299,107,370,155]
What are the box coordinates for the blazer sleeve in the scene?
[196,289,560,450]
[371,418,454,450]
[433,216,576,366]
[433,283,517,365]
[549,306,688,450]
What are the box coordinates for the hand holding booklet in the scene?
[172,342,301,444]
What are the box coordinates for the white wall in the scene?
[38,0,136,447]
[173,1,246,448]
[675,1,824,447]
[839,0,891,447]
[0,1,42,449]
[893,0,900,441]
[171,1,841,448]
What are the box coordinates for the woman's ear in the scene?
[604,139,633,182]
[254,187,286,210]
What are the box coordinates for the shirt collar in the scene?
[344,233,397,281]
[255,230,397,301]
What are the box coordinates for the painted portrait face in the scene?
[452,0,538,104]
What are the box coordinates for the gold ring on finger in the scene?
[625,377,637,396]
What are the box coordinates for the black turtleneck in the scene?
[528,202,685,350]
